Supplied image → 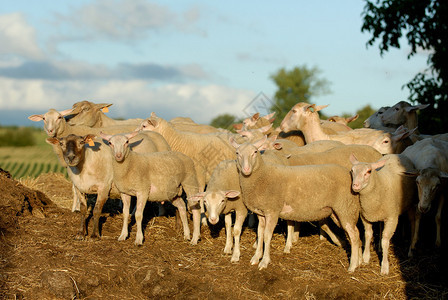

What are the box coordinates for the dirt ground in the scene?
[1,169,448,299]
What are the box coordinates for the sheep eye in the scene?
[367,170,371,174]
[254,150,258,154]
[384,140,389,144]
[395,107,399,111]
[58,116,62,119]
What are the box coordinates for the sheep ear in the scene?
[257,123,273,133]
[125,131,139,140]
[347,114,359,123]
[83,134,96,144]
[59,108,74,116]
[99,131,112,141]
[349,153,359,165]
[305,104,315,112]
[150,112,158,118]
[225,190,240,199]
[272,141,283,150]
[253,136,268,150]
[229,137,240,149]
[440,172,448,186]
[28,114,44,122]
[251,113,260,121]
[405,104,429,112]
[314,104,329,112]
[371,159,386,170]
[263,112,276,120]
[403,170,420,177]
[95,103,112,110]
[148,118,158,128]
[233,123,243,131]
[188,192,205,205]
[46,137,59,145]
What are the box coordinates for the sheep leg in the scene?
[171,196,191,241]
[231,209,247,263]
[118,194,131,241]
[251,215,265,265]
[71,184,81,212]
[190,206,201,245]
[342,220,361,273]
[361,216,373,264]
[284,220,294,253]
[435,194,445,248]
[223,213,233,254]
[76,191,88,239]
[90,187,109,238]
[320,219,343,247]
[134,191,149,245]
[380,218,398,275]
[258,213,279,270]
[408,208,420,257]
[292,222,300,244]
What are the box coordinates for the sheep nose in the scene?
[418,204,430,214]
[352,183,361,191]
[209,217,218,225]
[67,154,75,162]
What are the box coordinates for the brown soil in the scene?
[1,169,447,299]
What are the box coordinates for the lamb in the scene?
[46,132,163,239]
[350,154,418,274]
[280,102,411,154]
[99,131,202,245]
[188,160,247,262]
[401,138,448,248]
[67,101,143,127]
[380,101,429,132]
[230,137,361,272]
[327,114,359,126]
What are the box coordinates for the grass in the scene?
[0,128,67,178]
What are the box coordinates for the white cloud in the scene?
[0,78,255,124]
[0,13,44,59]
[56,0,202,41]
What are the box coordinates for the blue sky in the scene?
[0,0,428,126]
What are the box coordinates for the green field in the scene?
[0,129,67,179]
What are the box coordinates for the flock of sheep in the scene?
[27,100,447,275]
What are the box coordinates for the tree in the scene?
[269,66,331,126]
[210,113,239,131]
[362,0,448,133]
[348,104,376,129]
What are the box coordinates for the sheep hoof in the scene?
[258,259,270,270]
[75,232,86,240]
[223,246,232,254]
[190,236,199,245]
[230,254,240,263]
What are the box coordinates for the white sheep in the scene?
[136,112,238,183]
[189,160,247,262]
[46,132,163,239]
[380,101,429,132]
[29,108,171,211]
[401,138,448,249]
[99,131,202,245]
[230,137,361,272]
[350,153,418,274]
[280,102,412,154]
[67,101,143,127]
[363,106,390,130]
[327,114,359,126]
